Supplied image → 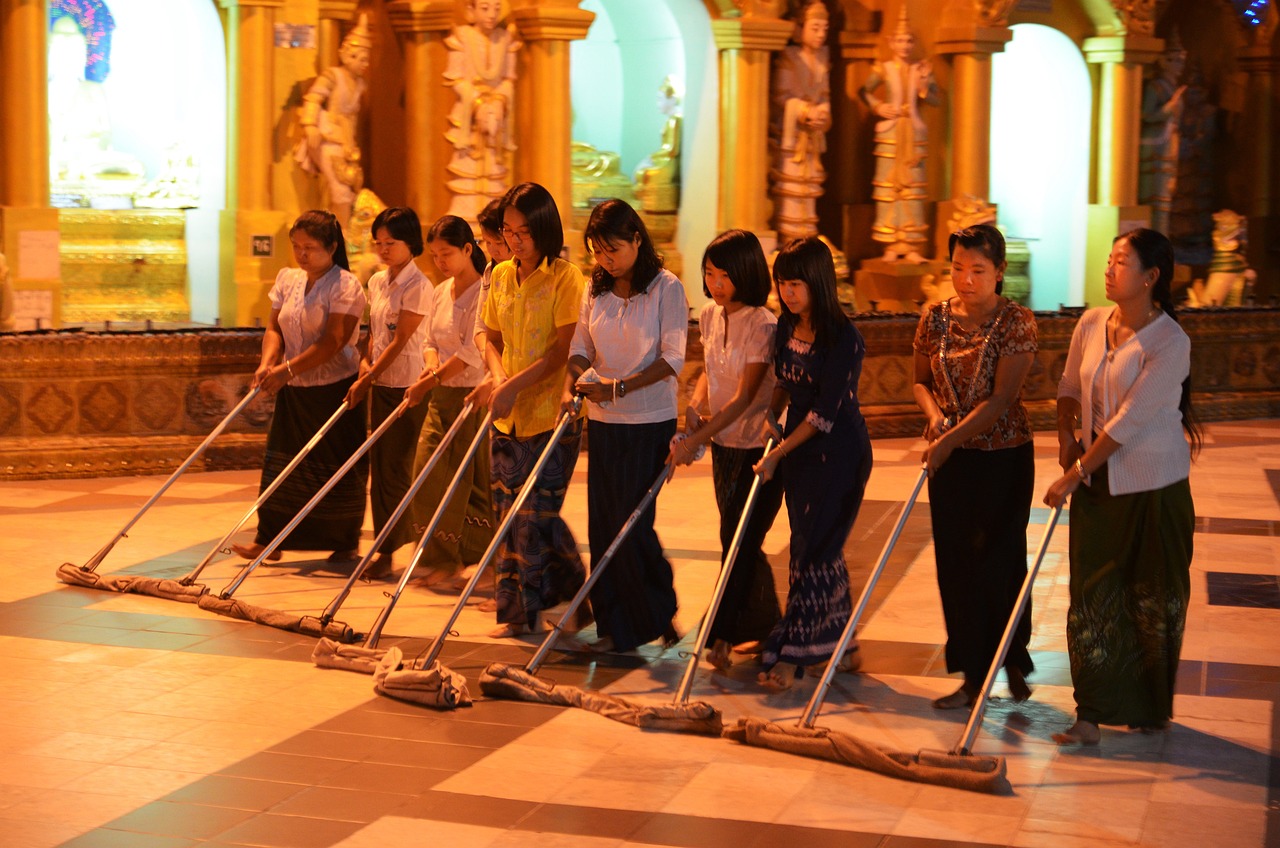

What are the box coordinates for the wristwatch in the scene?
[617,380,627,398]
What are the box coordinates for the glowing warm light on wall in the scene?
[990,25,1091,309]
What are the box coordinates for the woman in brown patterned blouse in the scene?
[912,224,1039,710]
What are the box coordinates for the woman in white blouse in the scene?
[344,207,431,580]
[563,198,688,653]
[405,215,494,587]
[233,210,368,562]
[1044,228,1200,745]
[670,229,783,671]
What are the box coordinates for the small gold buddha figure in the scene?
[634,76,682,214]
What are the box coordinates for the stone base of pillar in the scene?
[0,207,63,330]
[218,209,292,327]
[854,257,946,314]
[1085,204,1149,307]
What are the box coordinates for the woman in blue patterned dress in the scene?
[753,237,873,689]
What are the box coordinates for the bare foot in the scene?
[1052,719,1101,745]
[588,636,616,654]
[932,684,977,710]
[488,622,529,638]
[230,543,282,562]
[660,621,681,650]
[476,598,498,613]
[413,564,458,589]
[732,640,763,655]
[708,639,733,672]
[832,642,862,673]
[363,554,395,582]
[328,549,359,563]
[1007,666,1032,703]
[757,662,798,690]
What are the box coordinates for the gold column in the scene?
[830,29,879,258]
[934,26,1012,201]
[509,0,595,236]
[0,0,59,327]
[711,16,792,236]
[1,0,49,207]
[219,0,289,325]
[1081,33,1162,305]
[1238,47,1275,221]
[387,1,455,227]
[317,0,358,70]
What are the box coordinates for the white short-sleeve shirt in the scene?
[269,265,366,387]
[699,302,777,449]
[367,262,432,388]
[425,276,486,388]
[568,268,688,424]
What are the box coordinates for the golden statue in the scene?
[294,14,373,229]
[634,76,682,214]
[860,6,939,263]
[444,0,521,224]
[770,0,831,241]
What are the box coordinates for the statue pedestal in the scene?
[854,258,946,313]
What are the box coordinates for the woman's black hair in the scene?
[772,236,848,351]
[700,229,771,307]
[583,198,664,298]
[948,223,1006,295]
[477,198,504,236]
[290,209,350,272]
[502,182,563,265]
[1116,227,1202,455]
[371,207,424,257]
[427,214,486,275]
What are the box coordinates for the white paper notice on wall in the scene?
[13,289,53,331]
[18,231,60,280]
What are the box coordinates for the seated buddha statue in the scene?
[633,76,682,214]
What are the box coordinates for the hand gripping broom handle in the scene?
[366,409,494,648]
[416,398,582,666]
[672,438,776,704]
[953,503,1063,756]
[800,467,928,728]
[216,397,409,598]
[527,459,674,676]
[77,386,262,573]
[183,400,350,584]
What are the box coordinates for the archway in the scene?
[570,0,717,300]
[990,24,1091,309]
[47,0,227,322]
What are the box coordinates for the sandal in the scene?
[328,549,359,563]
[660,622,682,650]
[488,622,529,638]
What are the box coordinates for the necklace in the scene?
[938,298,1008,431]
[1106,306,1159,361]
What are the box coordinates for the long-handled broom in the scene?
[310,402,582,710]
[178,400,350,588]
[479,451,723,735]
[315,404,487,643]
[195,397,409,634]
[673,439,776,705]
[56,386,263,600]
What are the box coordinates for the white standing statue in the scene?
[295,15,373,229]
[859,7,939,263]
[770,0,831,242]
[444,0,522,224]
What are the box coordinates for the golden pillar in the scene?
[219,0,290,325]
[1,0,49,208]
[1080,34,1161,305]
[0,0,60,328]
[509,0,595,238]
[711,16,792,237]
[932,25,1011,259]
[318,1,358,70]
[831,29,879,259]
[387,1,455,231]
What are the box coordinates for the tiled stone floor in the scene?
[1,421,1277,847]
